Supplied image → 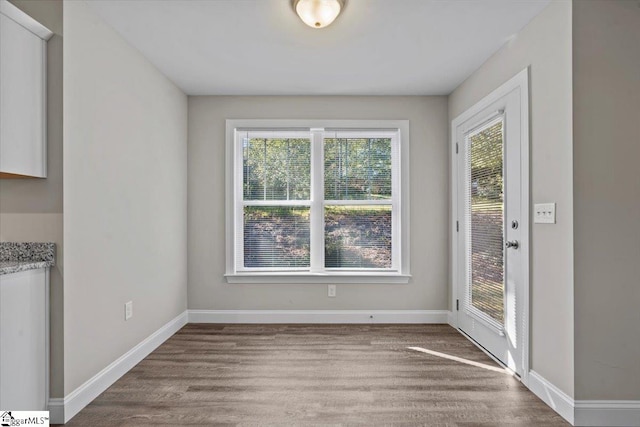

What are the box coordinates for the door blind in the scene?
[465,119,505,324]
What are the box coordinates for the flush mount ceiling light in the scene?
[293,0,344,29]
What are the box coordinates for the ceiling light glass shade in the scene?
[294,0,344,29]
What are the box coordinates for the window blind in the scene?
[465,119,505,324]
[243,206,311,268]
[324,137,392,201]
[325,205,391,268]
[323,132,394,268]
[234,126,402,273]
[241,131,311,269]
[243,133,311,201]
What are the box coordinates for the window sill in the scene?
[225,272,411,284]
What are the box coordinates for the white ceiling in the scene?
[88,0,550,96]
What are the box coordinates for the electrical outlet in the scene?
[328,285,336,298]
[125,301,133,320]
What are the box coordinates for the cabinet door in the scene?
[0,268,48,410]
[0,13,47,178]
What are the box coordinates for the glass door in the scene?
[455,82,526,376]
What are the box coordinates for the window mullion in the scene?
[310,128,325,273]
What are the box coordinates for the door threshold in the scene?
[457,328,520,381]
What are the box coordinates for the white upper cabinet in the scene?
[0,1,52,178]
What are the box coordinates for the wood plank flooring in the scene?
[62,324,567,426]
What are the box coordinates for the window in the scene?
[225,120,410,283]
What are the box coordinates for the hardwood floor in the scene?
[63,324,567,426]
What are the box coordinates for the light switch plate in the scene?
[534,203,556,224]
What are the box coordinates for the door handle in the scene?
[505,240,519,249]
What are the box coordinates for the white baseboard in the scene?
[575,401,640,427]
[447,310,456,327]
[47,398,64,424]
[528,370,575,424]
[528,370,640,426]
[48,311,188,424]
[187,309,450,324]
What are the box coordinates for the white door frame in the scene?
[450,67,530,385]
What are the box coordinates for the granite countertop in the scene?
[0,242,55,276]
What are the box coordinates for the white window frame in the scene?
[225,119,411,284]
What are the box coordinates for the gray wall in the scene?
[573,0,640,400]
[449,1,574,396]
[188,96,449,311]
[63,1,188,393]
[0,0,64,398]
